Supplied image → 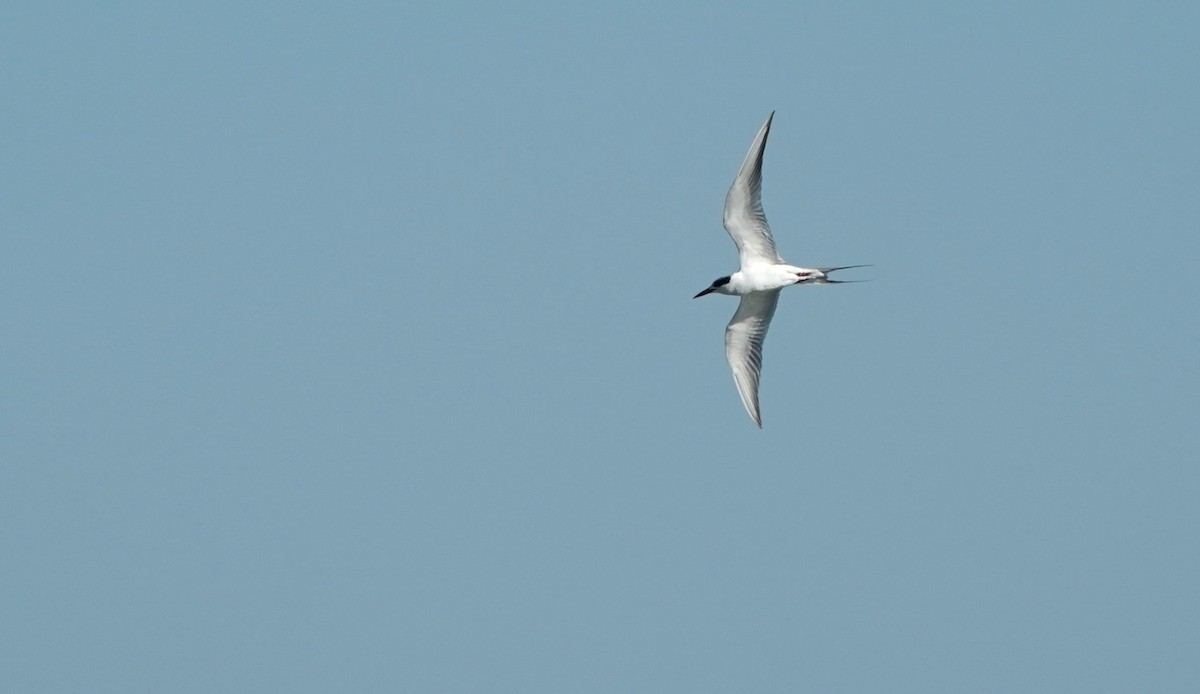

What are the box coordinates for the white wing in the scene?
[725,289,781,427]
[723,112,783,265]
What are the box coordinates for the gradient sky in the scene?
[4,2,1199,692]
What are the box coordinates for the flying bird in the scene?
[694,112,865,427]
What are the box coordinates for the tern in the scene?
[694,112,865,427]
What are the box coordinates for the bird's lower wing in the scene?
[725,289,781,427]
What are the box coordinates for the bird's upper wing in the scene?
[725,289,781,427]
[723,112,783,265]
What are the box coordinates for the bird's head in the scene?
[693,275,732,299]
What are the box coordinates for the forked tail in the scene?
[816,264,873,284]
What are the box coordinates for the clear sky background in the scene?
[4,2,1199,692]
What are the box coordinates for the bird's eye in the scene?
[714,276,731,287]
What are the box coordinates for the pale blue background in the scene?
[4,2,1199,692]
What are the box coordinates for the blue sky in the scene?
[3,2,1199,692]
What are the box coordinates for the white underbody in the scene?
[715,263,828,295]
